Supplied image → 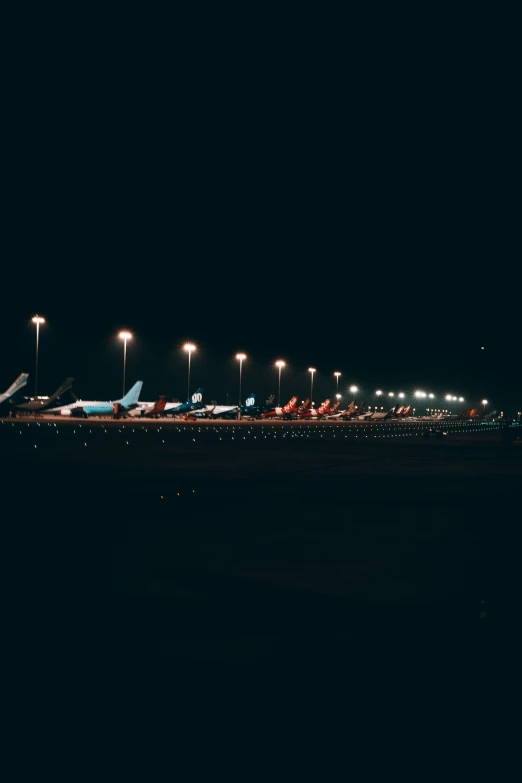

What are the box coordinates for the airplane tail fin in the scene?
[317,399,331,414]
[0,372,29,404]
[49,378,74,402]
[282,396,298,413]
[120,381,143,407]
[330,400,341,414]
[243,393,256,409]
[297,398,311,413]
[190,387,204,405]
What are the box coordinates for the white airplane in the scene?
[0,373,29,407]
[46,381,143,417]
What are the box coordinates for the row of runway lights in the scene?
[2,419,502,448]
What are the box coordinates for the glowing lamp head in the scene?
[349,385,358,393]
[275,360,285,368]
[388,392,394,397]
[32,315,45,325]
[119,331,132,341]
[428,393,434,399]
[458,397,464,402]
[183,343,196,353]
[398,393,405,399]
[236,353,246,361]
[376,390,383,396]
[446,395,452,401]
[334,372,341,378]
[452,396,457,401]
[308,367,316,374]
[482,399,488,405]
[336,394,341,399]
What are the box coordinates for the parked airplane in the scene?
[13,378,75,414]
[134,395,169,418]
[194,392,258,419]
[46,381,143,417]
[159,388,205,417]
[298,398,331,419]
[0,373,29,407]
[260,395,299,419]
[325,400,341,417]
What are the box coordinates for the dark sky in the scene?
[2,10,520,412]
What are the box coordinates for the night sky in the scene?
[2,12,519,412]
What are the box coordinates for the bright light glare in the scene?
[334,372,341,378]
[458,397,464,402]
[308,367,316,373]
[349,385,358,393]
[452,396,457,401]
[275,360,285,368]
[336,394,341,399]
[482,399,488,405]
[183,343,196,353]
[119,331,132,340]
[388,392,394,397]
[32,315,45,324]
[428,393,434,399]
[236,353,247,361]
[398,393,405,398]
[446,394,452,401]
[376,390,382,396]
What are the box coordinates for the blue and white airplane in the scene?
[0,373,30,407]
[159,388,205,417]
[194,393,258,419]
[46,381,144,417]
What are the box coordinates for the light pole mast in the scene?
[308,368,316,406]
[119,331,132,397]
[276,360,285,407]
[236,353,246,419]
[31,315,45,397]
[183,343,196,401]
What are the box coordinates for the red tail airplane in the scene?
[260,395,299,419]
[298,398,331,419]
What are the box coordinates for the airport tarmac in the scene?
[2,416,519,666]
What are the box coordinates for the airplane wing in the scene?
[0,373,30,405]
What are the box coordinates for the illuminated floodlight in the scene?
[446,394,452,401]
[398,393,405,399]
[349,385,358,393]
[308,367,316,373]
[428,393,434,399]
[275,360,285,368]
[184,343,196,353]
[482,399,488,405]
[452,396,457,401]
[458,397,464,402]
[32,315,45,325]
[119,330,132,341]
[236,353,247,361]
[388,392,394,397]
[336,393,341,400]
[376,390,383,396]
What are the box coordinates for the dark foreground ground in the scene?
[1,418,520,684]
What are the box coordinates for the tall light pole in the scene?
[350,385,358,405]
[183,343,196,401]
[236,353,246,419]
[482,399,488,414]
[118,331,132,397]
[275,360,285,407]
[308,368,316,406]
[31,315,45,397]
[334,372,341,393]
